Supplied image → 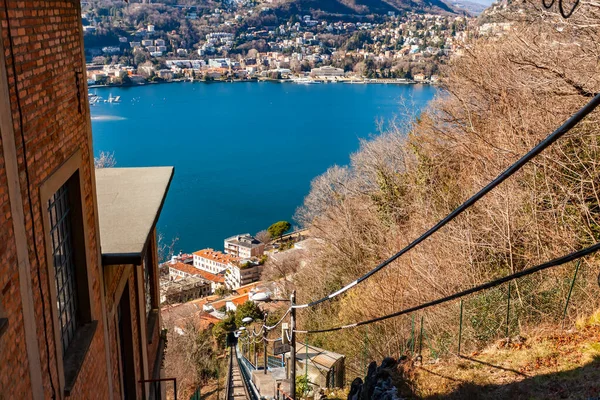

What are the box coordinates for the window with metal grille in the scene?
[48,184,79,354]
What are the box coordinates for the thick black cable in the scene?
[541,0,580,18]
[292,92,600,310]
[2,2,56,398]
[295,242,600,334]
[558,0,580,18]
[542,0,555,8]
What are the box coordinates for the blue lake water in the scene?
[90,82,436,253]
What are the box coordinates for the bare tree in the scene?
[292,0,600,375]
[94,151,117,168]
[157,231,179,263]
[255,230,271,244]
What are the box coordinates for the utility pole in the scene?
[290,290,297,400]
[264,313,268,375]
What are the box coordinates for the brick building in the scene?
[0,2,173,399]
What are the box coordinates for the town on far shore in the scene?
[82,1,515,87]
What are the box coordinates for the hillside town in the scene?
[82,0,483,85]
[160,229,305,306]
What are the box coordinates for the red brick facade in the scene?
[0,117,35,398]
[0,2,164,399]
[102,231,163,400]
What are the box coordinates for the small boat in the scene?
[292,77,320,84]
[88,94,99,105]
[105,94,121,103]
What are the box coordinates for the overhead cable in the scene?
[291,93,600,310]
[542,0,580,18]
[294,242,600,334]
[264,336,283,342]
[263,307,291,331]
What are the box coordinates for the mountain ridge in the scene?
[268,0,456,18]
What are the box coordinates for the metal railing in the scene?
[236,347,261,400]
[224,346,233,400]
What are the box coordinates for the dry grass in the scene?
[292,0,600,392]
[412,315,600,399]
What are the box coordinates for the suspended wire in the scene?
[541,0,580,18]
[542,0,555,7]
[294,242,600,334]
[291,92,600,310]
[264,307,291,331]
[558,0,580,18]
[251,326,264,337]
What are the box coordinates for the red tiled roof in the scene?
[230,294,249,306]
[193,248,239,264]
[208,293,249,310]
[169,262,202,276]
[169,262,225,283]
[195,269,225,284]
[161,303,221,332]
[235,281,262,295]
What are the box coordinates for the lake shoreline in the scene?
[90,82,436,252]
[88,77,435,89]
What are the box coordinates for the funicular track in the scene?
[226,346,257,400]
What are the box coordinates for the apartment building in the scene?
[224,233,265,258]
[168,261,225,292]
[160,277,211,305]
[0,2,173,399]
[193,248,238,274]
[225,263,264,290]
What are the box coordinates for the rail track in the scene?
[226,347,256,400]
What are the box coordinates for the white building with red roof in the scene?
[193,248,239,274]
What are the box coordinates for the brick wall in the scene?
[0,1,109,398]
[0,132,34,398]
[129,272,143,399]
[104,264,146,399]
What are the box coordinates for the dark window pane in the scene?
[47,184,79,355]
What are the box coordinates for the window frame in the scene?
[47,182,81,354]
[142,233,159,344]
[40,150,96,395]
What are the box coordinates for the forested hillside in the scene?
[292,0,600,393]
[270,0,455,18]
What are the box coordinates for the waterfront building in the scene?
[224,233,265,258]
[193,248,239,274]
[310,66,345,77]
[0,2,174,398]
[208,58,231,68]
